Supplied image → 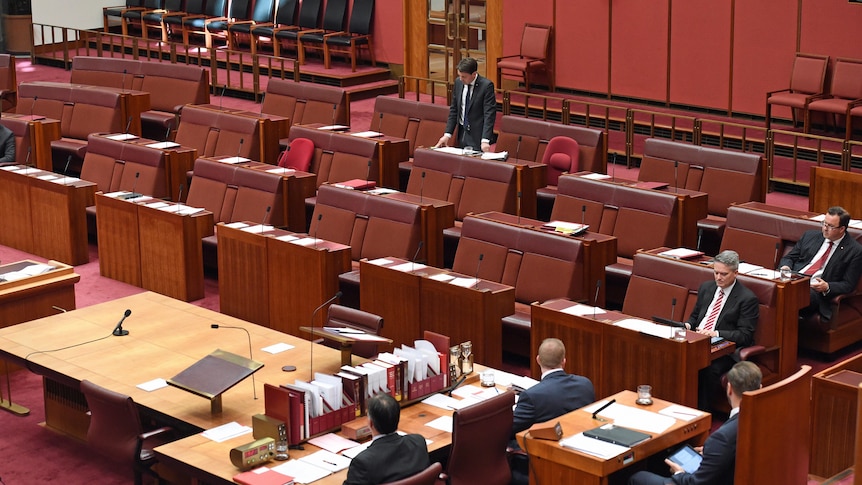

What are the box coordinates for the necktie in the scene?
[464,84,472,131]
[804,241,833,275]
[702,289,724,332]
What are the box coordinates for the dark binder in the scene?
[584,425,651,447]
[167,349,264,414]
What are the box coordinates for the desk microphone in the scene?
[112,309,132,336]
[376,112,383,133]
[447,374,467,396]
[164,124,172,142]
[124,116,133,135]
[29,95,38,119]
[235,138,244,160]
[593,280,601,320]
[419,171,426,203]
[259,205,271,233]
[123,171,141,199]
[51,305,68,313]
[670,297,677,321]
[211,324,258,399]
[23,145,31,168]
[218,84,227,111]
[307,291,343,377]
[673,161,679,193]
[365,159,373,186]
[581,204,586,228]
[62,155,72,185]
[474,253,484,289]
[331,103,337,127]
[121,68,127,93]
[411,240,424,272]
[514,135,522,161]
[773,242,781,269]
[175,183,184,204]
[259,92,266,115]
[592,398,615,420]
[517,191,522,225]
[313,213,322,249]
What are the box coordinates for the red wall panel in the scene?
[669,0,731,111]
[502,0,553,58]
[610,0,669,101]
[554,0,609,94]
[800,0,862,62]
[373,0,403,65]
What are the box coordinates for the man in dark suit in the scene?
[343,393,430,485]
[628,361,762,485]
[0,115,16,164]
[435,57,497,152]
[779,206,862,322]
[510,338,594,485]
[685,250,758,410]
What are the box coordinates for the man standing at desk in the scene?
[510,338,594,485]
[343,393,430,485]
[629,361,762,485]
[779,206,862,322]
[686,250,758,410]
[435,57,497,153]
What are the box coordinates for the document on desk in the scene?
[428,272,455,282]
[308,434,361,455]
[449,277,478,288]
[433,146,465,155]
[560,304,605,317]
[613,318,674,339]
[261,342,295,354]
[582,402,675,434]
[425,415,454,433]
[453,384,501,402]
[272,459,332,484]
[389,262,427,272]
[560,432,629,459]
[301,450,351,472]
[659,404,705,422]
[145,141,180,149]
[201,421,252,442]
[136,378,168,392]
[422,393,462,410]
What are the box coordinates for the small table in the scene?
[298,326,393,366]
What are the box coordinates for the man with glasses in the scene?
[779,206,862,322]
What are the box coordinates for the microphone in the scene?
[446,374,467,396]
[23,145,31,168]
[61,155,72,185]
[259,205,271,233]
[164,124,172,142]
[670,297,677,321]
[331,103,337,127]
[235,138,244,160]
[611,153,617,182]
[419,171,426,203]
[112,309,132,336]
[514,135,522,161]
[51,305,68,313]
[313,213,322,249]
[581,204,586,228]
[376,112,383,133]
[773,242,781,269]
[517,191,522,225]
[308,291,343,377]
[673,161,678,193]
[592,398,615,420]
[175,183,184,204]
[259,92,266,115]
[124,171,141,200]
[218,84,227,111]
[211,324,258,399]
[124,116,133,135]
[411,240,424,272]
[29,95,37,118]
[474,253,484,289]
[365,159,373,186]
[121,68,127,93]
[593,280,601,319]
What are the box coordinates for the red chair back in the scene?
[541,136,580,186]
[278,137,314,171]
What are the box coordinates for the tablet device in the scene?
[668,444,702,473]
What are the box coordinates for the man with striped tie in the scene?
[686,250,758,411]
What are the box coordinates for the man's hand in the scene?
[481,141,491,152]
[696,328,718,338]
[434,135,450,148]
[665,458,685,475]
[811,277,829,293]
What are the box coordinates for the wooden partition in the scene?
[809,166,862,217]
[811,354,862,478]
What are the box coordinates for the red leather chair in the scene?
[496,24,553,92]
[806,57,862,136]
[277,137,314,172]
[765,53,829,131]
[542,136,579,186]
[441,391,514,485]
[381,462,443,485]
[323,304,384,359]
[80,380,173,485]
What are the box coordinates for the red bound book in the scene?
[233,468,294,485]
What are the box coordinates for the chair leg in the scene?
[803,106,810,134]
[765,102,772,132]
[323,42,332,69]
[525,70,530,92]
[367,39,376,67]
[350,44,357,72]
[846,109,854,141]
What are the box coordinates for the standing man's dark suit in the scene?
[343,433,430,485]
[780,230,862,321]
[0,123,15,164]
[512,369,595,435]
[686,280,758,349]
[444,73,496,150]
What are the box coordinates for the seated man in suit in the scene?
[628,361,762,485]
[434,57,497,153]
[510,338,595,485]
[779,206,862,322]
[686,250,758,411]
[343,393,430,485]
[0,113,16,164]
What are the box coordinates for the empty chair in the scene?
[542,136,579,186]
[180,0,228,47]
[272,0,323,58]
[80,380,173,485]
[496,23,553,92]
[141,0,185,42]
[382,462,443,485]
[765,53,829,131]
[250,0,299,55]
[226,0,277,52]
[277,137,314,171]
[162,0,206,42]
[104,0,143,32]
[441,391,514,485]
[0,54,18,112]
[322,0,376,71]
[204,0,253,49]
[121,0,164,37]
[294,0,348,65]
[806,57,862,136]
[323,304,384,359]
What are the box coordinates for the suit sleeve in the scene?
[824,242,862,296]
[480,78,497,142]
[719,289,759,348]
[779,231,815,271]
[0,130,14,163]
[672,424,736,485]
[686,282,709,328]
[512,390,536,436]
[445,82,460,135]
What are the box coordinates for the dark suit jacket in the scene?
[343,433,430,485]
[0,124,15,164]
[671,414,738,485]
[512,370,595,436]
[779,230,862,319]
[445,74,497,149]
[686,280,758,348]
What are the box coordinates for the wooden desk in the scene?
[517,390,711,485]
[810,354,862,477]
[95,193,213,301]
[0,165,96,265]
[472,211,618,307]
[376,190,455,268]
[217,223,351,334]
[531,300,711,407]
[2,113,61,170]
[89,133,199,202]
[359,258,515,367]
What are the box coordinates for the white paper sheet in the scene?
[613,318,674,339]
[561,304,605,317]
[389,262,426,272]
[261,342,295,354]
[202,422,252,442]
[425,415,454,433]
[658,404,704,422]
[560,432,629,459]
[136,378,168,392]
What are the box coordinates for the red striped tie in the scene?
[702,289,724,332]
[804,241,833,275]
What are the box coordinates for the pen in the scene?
[322,459,338,467]
[592,398,616,420]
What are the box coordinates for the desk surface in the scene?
[0,291,347,431]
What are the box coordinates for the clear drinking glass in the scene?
[460,341,473,375]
